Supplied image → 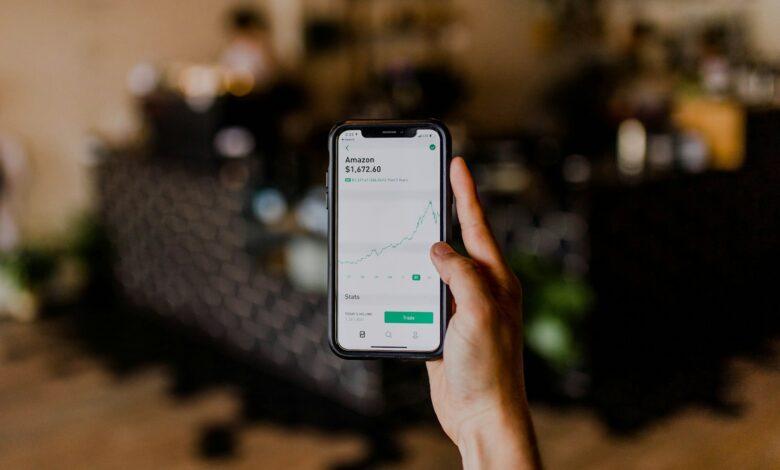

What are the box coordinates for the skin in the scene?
[427,157,542,469]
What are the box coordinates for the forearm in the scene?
[457,400,541,470]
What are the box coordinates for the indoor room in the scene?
[0,0,778,468]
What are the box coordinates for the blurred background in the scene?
[0,0,779,468]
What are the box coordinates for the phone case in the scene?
[327,119,452,360]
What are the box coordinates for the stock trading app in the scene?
[336,129,442,352]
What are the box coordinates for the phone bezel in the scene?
[327,119,452,360]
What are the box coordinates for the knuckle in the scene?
[507,276,523,298]
[453,257,480,277]
[462,213,489,235]
[438,255,471,283]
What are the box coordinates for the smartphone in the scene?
[327,120,451,359]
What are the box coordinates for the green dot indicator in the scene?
[412,274,421,281]
[429,144,436,151]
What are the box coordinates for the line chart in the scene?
[338,200,439,265]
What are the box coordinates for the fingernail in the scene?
[432,242,453,257]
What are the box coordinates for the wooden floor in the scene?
[1,320,778,469]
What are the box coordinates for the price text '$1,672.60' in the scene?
[344,165,382,173]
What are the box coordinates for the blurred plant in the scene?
[508,252,593,372]
[0,257,39,322]
[0,214,106,322]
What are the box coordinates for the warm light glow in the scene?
[617,119,646,176]
[224,70,255,97]
[176,64,223,111]
[127,62,160,97]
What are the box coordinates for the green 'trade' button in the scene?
[384,311,434,324]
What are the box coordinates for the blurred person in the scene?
[699,25,731,96]
[427,157,541,469]
[221,6,278,89]
[613,21,673,128]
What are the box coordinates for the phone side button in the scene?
[324,171,329,210]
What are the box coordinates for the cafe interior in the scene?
[0,0,778,468]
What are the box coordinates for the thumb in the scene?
[430,242,493,313]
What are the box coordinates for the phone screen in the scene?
[335,128,443,353]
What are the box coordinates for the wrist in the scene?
[456,398,539,470]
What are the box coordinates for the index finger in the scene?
[450,157,517,290]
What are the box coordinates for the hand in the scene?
[427,157,540,469]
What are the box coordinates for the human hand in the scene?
[427,157,540,469]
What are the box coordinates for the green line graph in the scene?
[338,200,439,265]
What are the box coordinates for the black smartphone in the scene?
[327,119,452,359]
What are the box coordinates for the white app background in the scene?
[336,130,442,352]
